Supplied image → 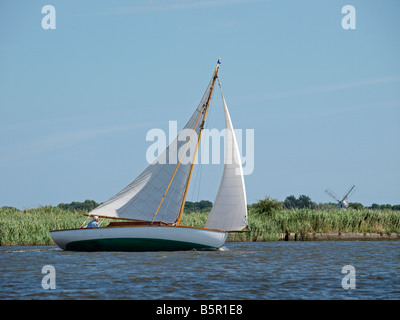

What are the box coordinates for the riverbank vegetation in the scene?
[1,200,399,245]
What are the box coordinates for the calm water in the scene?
[0,241,399,300]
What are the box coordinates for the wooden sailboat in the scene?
[50,59,249,251]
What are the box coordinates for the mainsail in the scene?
[205,85,248,231]
[87,74,217,223]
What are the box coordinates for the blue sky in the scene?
[1,0,399,209]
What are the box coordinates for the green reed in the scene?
[255,208,400,237]
[181,208,400,241]
[229,208,400,241]
[0,206,399,245]
[0,206,85,246]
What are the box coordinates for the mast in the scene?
[176,58,221,225]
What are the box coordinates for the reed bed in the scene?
[185,208,400,242]
[0,206,84,246]
[0,206,399,246]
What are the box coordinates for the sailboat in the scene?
[50,59,249,251]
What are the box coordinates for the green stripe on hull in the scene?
[65,237,218,252]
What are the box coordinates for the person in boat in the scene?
[87,216,99,228]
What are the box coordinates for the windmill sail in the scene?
[86,76,215,223]
[325,188,340,202]
[205,86,248,232]
[343,184,356,200]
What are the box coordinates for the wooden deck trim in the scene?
[50,224,228,234]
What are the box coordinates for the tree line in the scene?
[57,199,100,212]
[1,200,213,213]
[3,197,399,213]
[54,197,400,212]
[281,195,400,211]
[56,200,213,213]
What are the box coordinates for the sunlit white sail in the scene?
[205,86,248,231]
[87,77,214,223]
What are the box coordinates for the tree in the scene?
[57,200,100,211]
[283,195,297,209]
[197,200,213,211]
[252,196,283,216]
[184,200,213,213]
[297,195,316,209]
[283,195,316,209]
[349,202,364,210]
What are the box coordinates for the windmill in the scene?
[325,184,356,209]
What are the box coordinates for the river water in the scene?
[0,241,399,300]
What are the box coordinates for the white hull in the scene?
[50,226,228,251]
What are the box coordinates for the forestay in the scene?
[87,77,214,223]
[205,87,248,232]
